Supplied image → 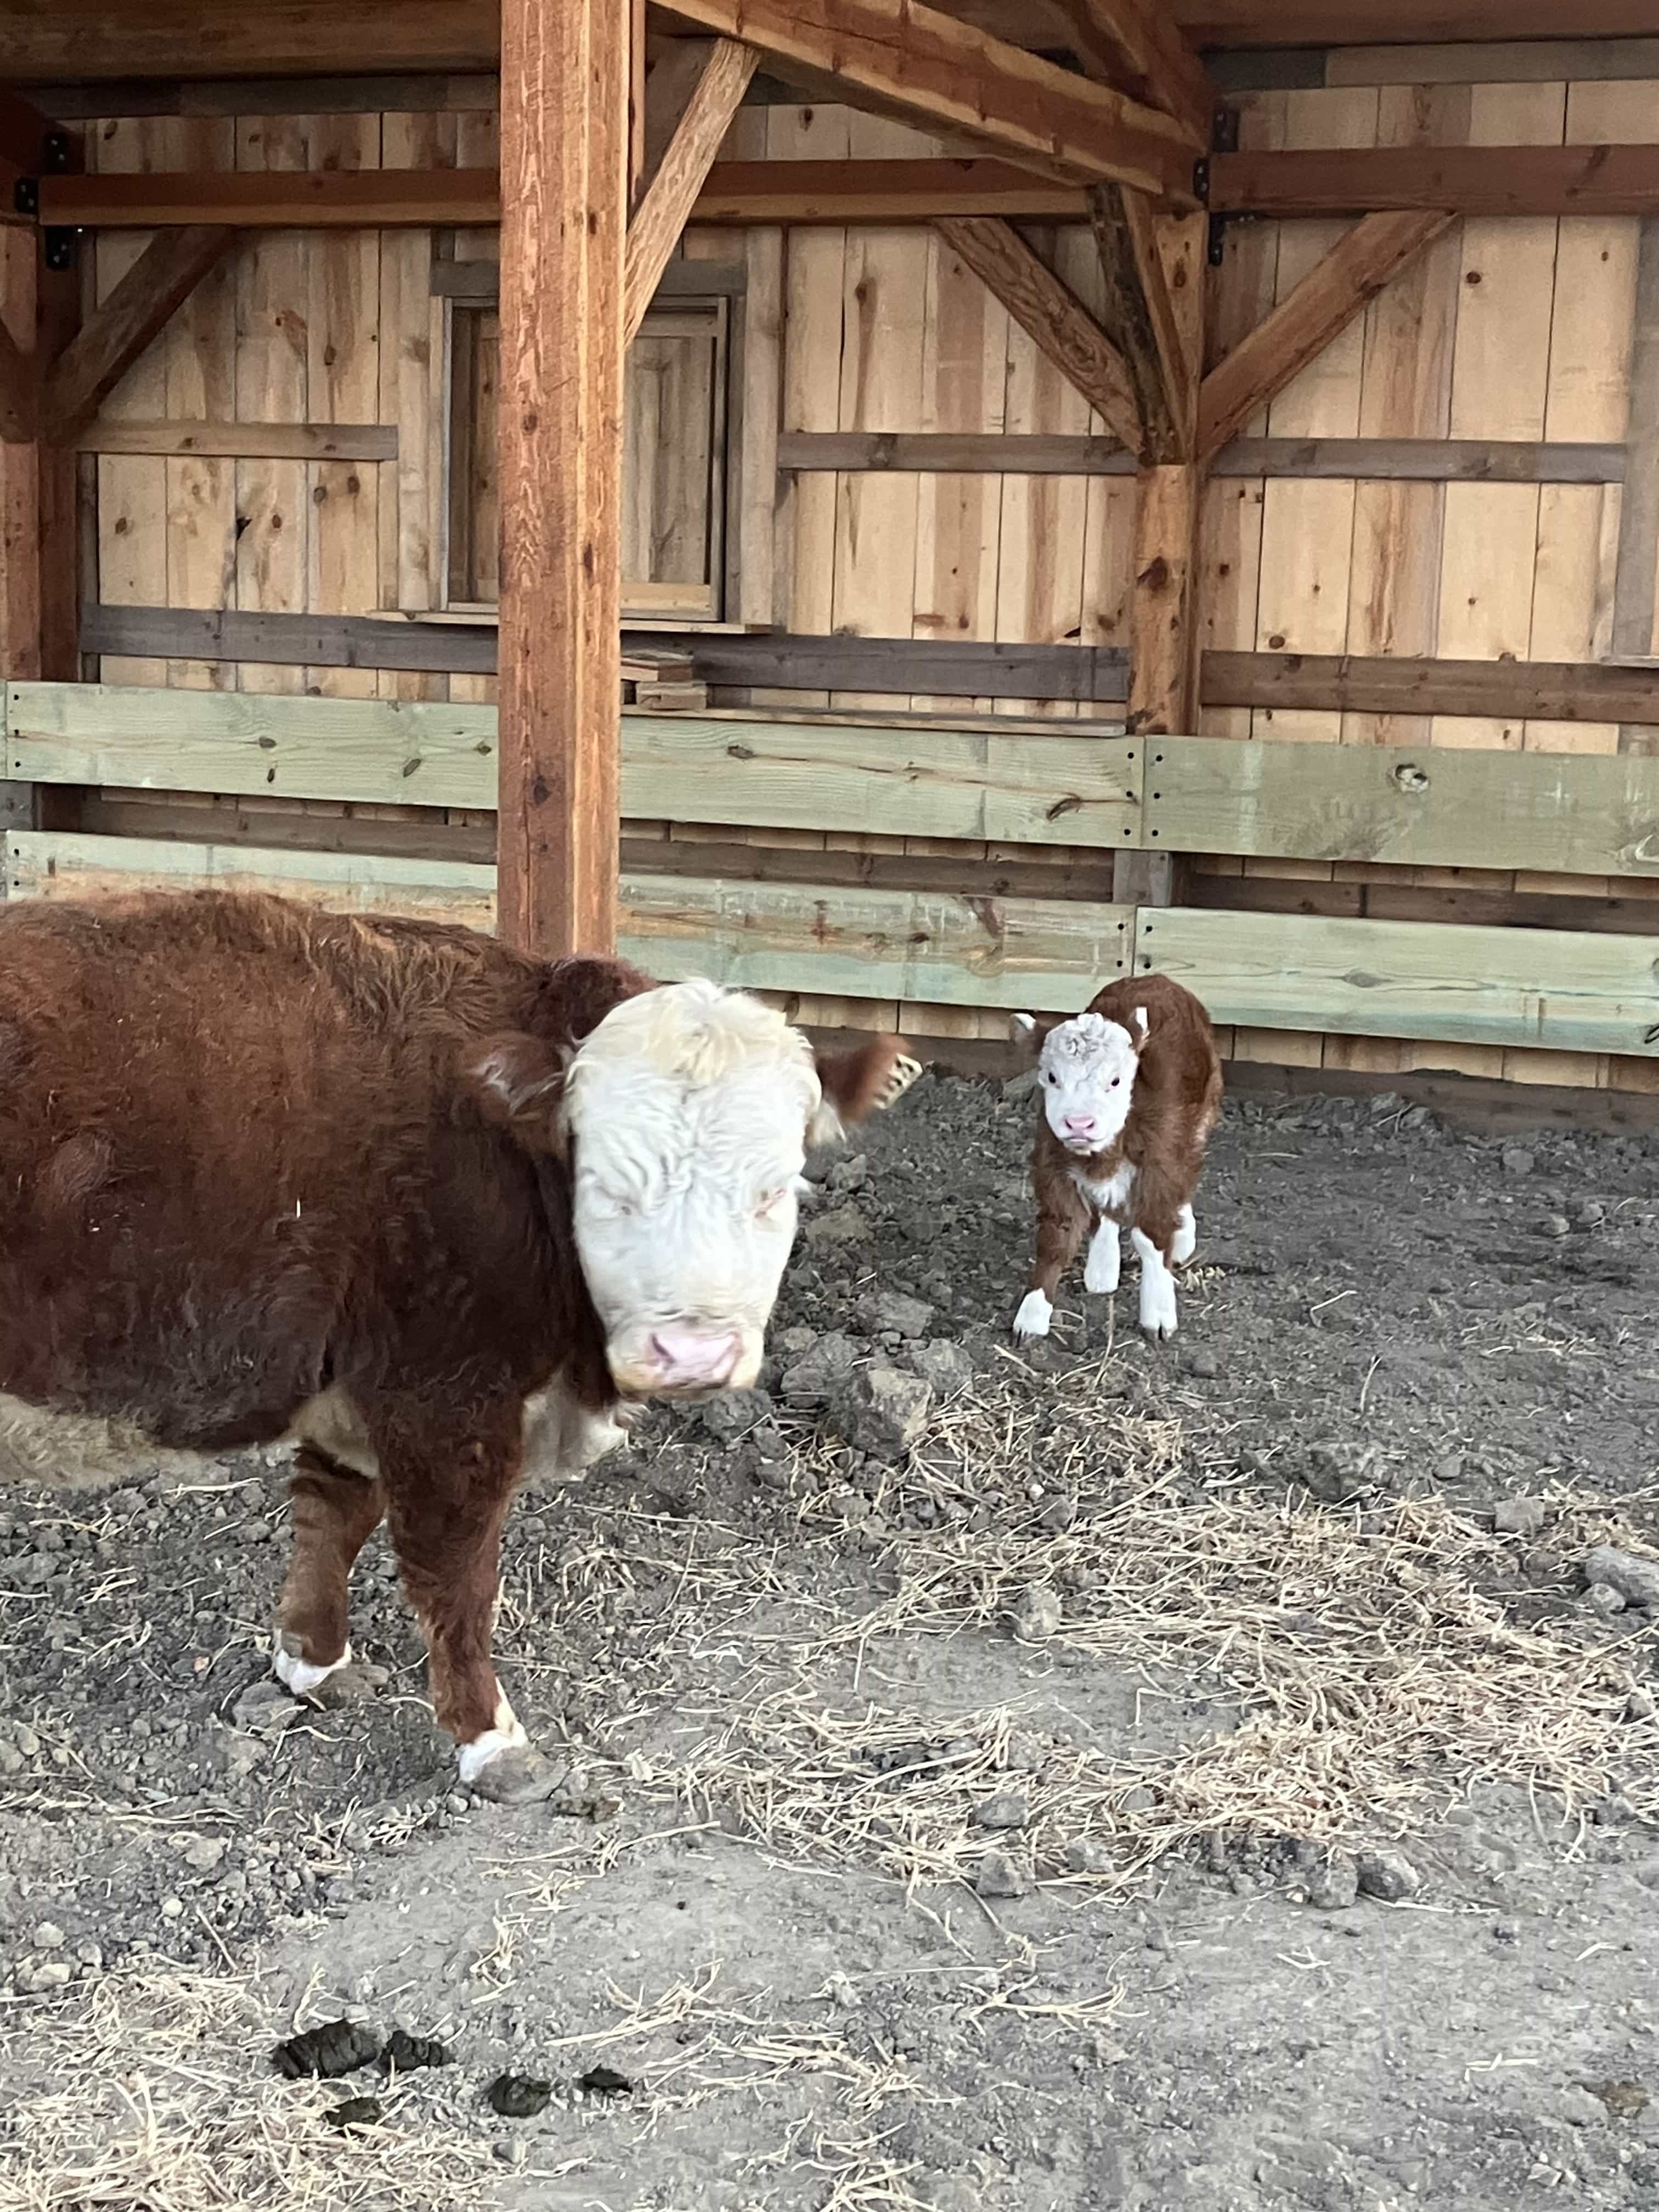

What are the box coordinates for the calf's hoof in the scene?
[464,1744,582,1808]
[1012,1288,1053,1341]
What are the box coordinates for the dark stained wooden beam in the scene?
[496,0,626,955]
[775,432,1628,481]
[42,225,234,444]
[1211,143,1659,218]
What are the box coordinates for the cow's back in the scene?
[0,891,549,1453]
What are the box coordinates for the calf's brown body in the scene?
[0,890,647,1779]
[1022,973,1223,1334]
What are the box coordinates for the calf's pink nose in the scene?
[1063,1113,1097,1138]
[648,1324,741,1389]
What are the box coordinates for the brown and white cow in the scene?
[0,890,918,1799]
[1009,973,1222,1345]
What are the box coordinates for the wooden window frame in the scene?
[440,264,742,627]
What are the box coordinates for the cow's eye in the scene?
[1110,1076,1121,1088]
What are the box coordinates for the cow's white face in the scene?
[1018,1008,1143,1156]
[477,980,921,1400]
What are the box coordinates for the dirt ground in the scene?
[2,1069,1657,2211]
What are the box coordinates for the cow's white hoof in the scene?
[273,1634,354,1699]
[1084,1222,1120,1295]
[1013,1288,1053,1340]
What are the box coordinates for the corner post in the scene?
[497,0,628,955]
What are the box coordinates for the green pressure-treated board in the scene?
[1146,734,1659,877]
[5,833,1135,1012]
[5,683,1141,849]
[1137,906,1659,1056]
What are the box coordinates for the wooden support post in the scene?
[0,229,39,688]
[1115,211,1204,911]
[37,244,82,685]
[43,225,234,444]
[1613,216,1659,759]
[497,0,628,956]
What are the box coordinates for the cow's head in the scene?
[1012,1005,1146,1157]
[474,981,921,1398]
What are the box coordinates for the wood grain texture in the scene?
[775,432,1628,480]
[696,157,1086,222]
[1050,0,1216,143]
[624,40,758,345]
[1136,904,1659,1058]
[659,0,1200,189]
[1087,185,1193,462]
[0,233,38,687]
[1144,732,1659,877]
[77,418,396,459]
[1127,460,1199,733]
[5,683,1141,848]
[1199,213,1455,462]
[45,226,236,443]
[934,217,1139,451]
[42,168,499,227]
[497,0,627,953]
[1210,143,1659,218]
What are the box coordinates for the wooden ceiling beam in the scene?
[1211,143,1659,218]
[658,0,1202,196]
[42,224,235,442]
[935,215,1141,452]
[1049,0,1216,144]
[48,144,1659,233]
[625,38,757,345]
[1197,211,1455,462]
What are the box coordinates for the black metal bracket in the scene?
[42,228,78,273]
[1191,155,1209,205]
[42,131,75,174]
[1204,108,1240,265]
[12,176,37,218]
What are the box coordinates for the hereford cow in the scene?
[1008,973,1222,1345]
[0,891,918,1800]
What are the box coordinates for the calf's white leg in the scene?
[1084,1218,1121,1294]
[1013,1288,1054,1339]
[1172,1202,1197,1267]
[1131,1227,1178,1341]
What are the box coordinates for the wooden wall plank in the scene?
[1144,730,1659,877]
[1136,904,1659,1057]
[233,114,309,698]
[1342,83,1468,746]
[94,119,171,691]
[6,684,1143,847]
[1434,81,1565,754]
[1254,86,1378,749]
[5,828,1139,1013]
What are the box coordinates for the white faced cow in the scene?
[0,892,919,1801]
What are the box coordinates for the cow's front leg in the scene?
[274,1445,386,1699]
[377,1415,562,1804]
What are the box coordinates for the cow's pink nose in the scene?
[648,1325,741,1390]
[1063,1113,1097,1138]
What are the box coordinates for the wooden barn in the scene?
[0,0,1656,1122]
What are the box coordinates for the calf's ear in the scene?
[1009,1011,1059,1060]
[467,1031,572,1156]
[809,1035,923,1146]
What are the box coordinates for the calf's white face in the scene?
[509,980,918,1399]
[1019,1008,1143,1156]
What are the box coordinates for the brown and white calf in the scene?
[0,891,918,1800]
[1009,973,1222,1345]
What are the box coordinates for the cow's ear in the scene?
[469,1031,572,1157]
[1009,1011,1059,1060]
[808,1035,922,1146]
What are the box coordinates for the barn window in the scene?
[445,294,730,624]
